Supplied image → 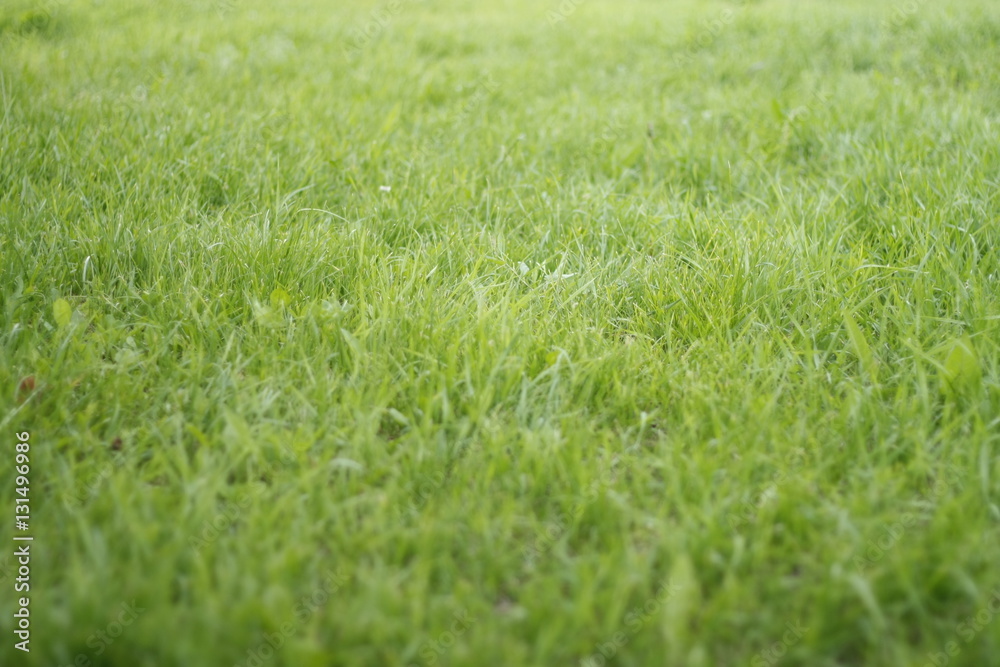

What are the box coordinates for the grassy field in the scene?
[2,0,1000,664]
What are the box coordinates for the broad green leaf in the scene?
[329,457,364,472]
[270,288,292,310]
[385,408,409,426]
[941,335,981,395]
[53,298,72,328]
[222,409,253,444]
[843,312,878,382]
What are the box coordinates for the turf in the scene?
[1,0,1000,665]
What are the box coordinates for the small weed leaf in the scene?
[269,287,292,310]
[941,335,981,396]
[53,298,72,328]
[842,312,878,383]
[329,457,364,472]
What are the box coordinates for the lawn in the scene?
[1,0,999,665]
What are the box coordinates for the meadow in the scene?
[1,0,999,664]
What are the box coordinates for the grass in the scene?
[1,0,999,664]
